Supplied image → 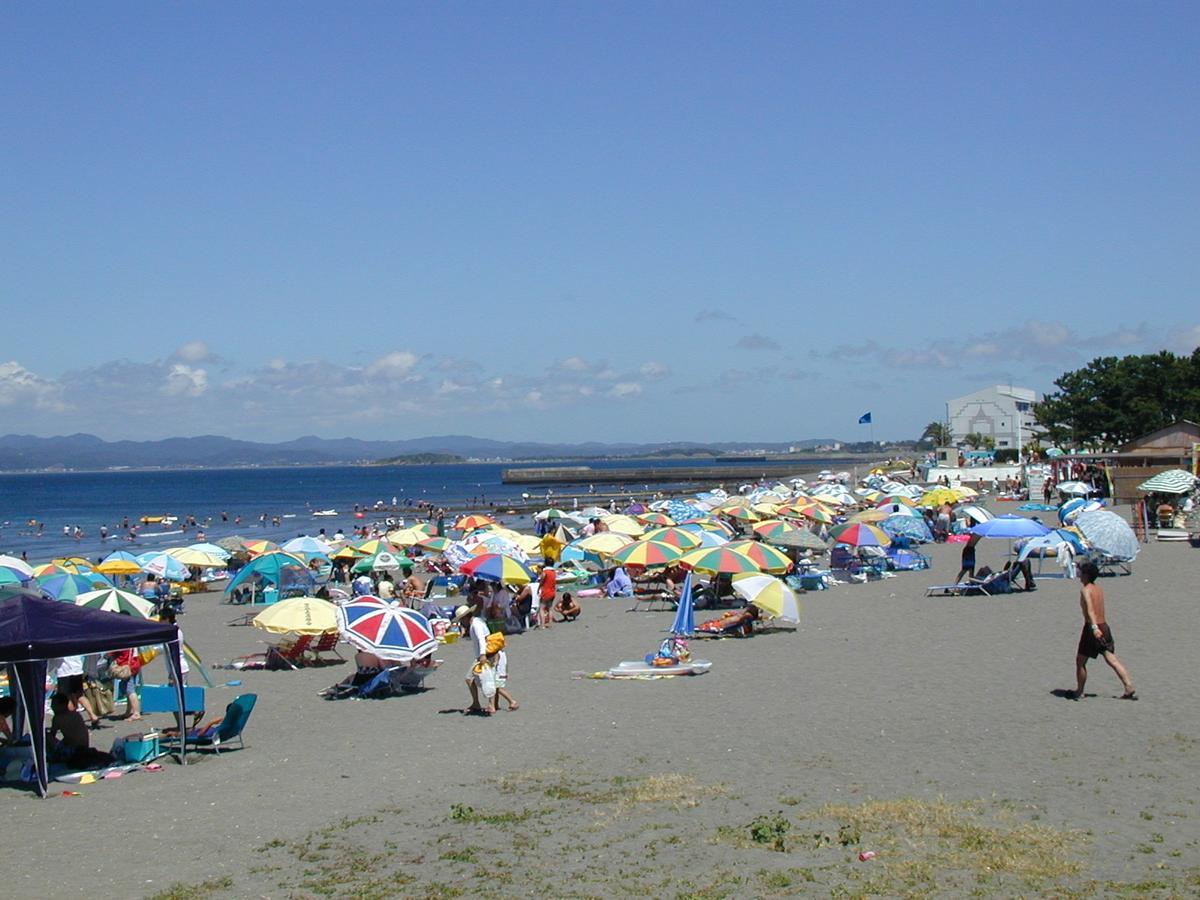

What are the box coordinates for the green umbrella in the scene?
[74,588,156,619]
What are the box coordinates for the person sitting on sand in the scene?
[605,565,633,598]
[400,565,425,603]
[48,694,113,769]
[554,592,581,622]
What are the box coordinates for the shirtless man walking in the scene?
[1074,560,1136,700]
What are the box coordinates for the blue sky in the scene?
[3,3,1197,444]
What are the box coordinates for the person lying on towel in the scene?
[696,605,760,637]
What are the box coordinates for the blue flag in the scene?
[858,412,872,424]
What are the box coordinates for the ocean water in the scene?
[0,458,855,565]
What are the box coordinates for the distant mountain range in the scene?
[0,433,839,472]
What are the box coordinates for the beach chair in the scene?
[357,663,436,698]
[162,694,257,754]
[626,588,677,612]
[307,631,345,665]
[1085,552,1132,576]
[885,548,931,571]
[925,570,1012,597]
[231,634,314,670]
[829,547,883,581]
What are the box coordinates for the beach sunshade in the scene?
[715,501,761,522]
[875,503,922,518]
[766,529,829,552]
[575,532,634,555]
[849,508,889,524]
[387,527,432,547]
[96,551,145,576]
[609,540,684,569]
[417,536,452,553]
[225,551,314,594]
[187,542,232,560]
[600,515,645,537]
[670,573,695,636]
[678,546,762,575]
[454,514,496,531]
[252,596,339,635]
[1059,497,1102,525]
[752,519,803,542]
[722,541,793,574]
[242,539,280,556]
[281,536,335,558]
[639,527,703,550]
[874,495,915,508]
[952,486,979,500]
[678,517,735,536]
[920,488,960,507]
[353,538,396,556]
[534,508,570,521]
[460,553,536,585]
[36,572,113,601]
[0,555,35,582]
[637,511,675,527]
[958,505,994,524]
[969,514,1051,540]
[731,574,800,624]
[336,596,437,662]
[1055,481,1092,496]
[74,588,155,619]
[1075,510,1140,561]
[331,545,368,560]
[1137,469,1198,495]
[166,547,228,568]
[829,523,891,548]
[137,552,191,581]
[353,550,404,573]
[880,515,932,543]
[664,500,707,522]
[216,535,250,552]
[783,503,834,525]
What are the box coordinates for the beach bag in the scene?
[474,664,498,700]
[138,647,159,667]
[109,662,133,681]
[83,680,115,717]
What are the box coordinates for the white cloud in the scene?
[0,361,64,410]
[171,341,213,363]
[366,351,419,379]
[163,364,208,397]
[640,361,669,379]
[609,382,642,398]
[736,334,781,351]
[559,356,589,372]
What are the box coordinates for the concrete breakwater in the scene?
[502,464,810,485]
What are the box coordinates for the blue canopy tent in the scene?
[0,591,187,797]
[224,552,315,603]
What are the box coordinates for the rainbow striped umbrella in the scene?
[37,572,114,600]
[417,536,452,553]
[715,501,761,522]
[874,495,916,508]
[637,512,675,527]
[678,546,762,575]
[336,596,437,662]
[242,539,280,556]
[353,538,397,556]
[723,540,793,574]
[640,526,703,549]
[829,522,891,548]
[454,514,496,531]
[678,518,735,536]
[610,540,684,569]
[783,503,835,525]
[752,519,803,542]
[460,553,536,585]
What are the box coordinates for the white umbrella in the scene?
[1055,481,1092,496]
[731,574,801,624]
[1075,510,1140,561]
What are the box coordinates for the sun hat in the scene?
[453,604,473,621]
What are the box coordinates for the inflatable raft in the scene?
[606,659,712,678]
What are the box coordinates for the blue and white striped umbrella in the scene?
[666,500,707,522]
[1059,498,1103,525]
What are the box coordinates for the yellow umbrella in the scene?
[576,532,632,555]
[920,488,960,507]
[731,574,801,623]
[953,485,979,500]
[330,545,368,560]
[849,509,889,524]
[252,596,339,635]
[386,527,429,547]
[166,547,227,567]
[95,559,145,576]
[601,515,645,537]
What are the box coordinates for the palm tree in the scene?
[962,432,984,450]
[919,421,952,446]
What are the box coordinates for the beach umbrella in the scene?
[723,541,793,574]
[37,572,113,601]
[417,536,452,553]
[74,588,155,619]
[336,596,437,662]
[1057,497,1100,525]
[460,553,536,585]
[751,502,783,517]
[784,503,835,525]
[252,596,339,635]
[331,545,368,560]
[920,488,959,507]
[31,563,76,578]
[454,514,496,531]
[958,505,994,524]
[242,539,280,556]
[669,573,695,636]
[848,508,889,524]
[716,501,761,522]
[385,527,428,547]
[1055,481,1092,496]
[187,542,232,560]
[353,538,396,556]
[829,523,891,548]
[0,555,34,583]
[1017,530,1087,563]
[875,494,915,508]
[225,551,314,595]
[96,551,144,576]
[534,508,571,521]
[575,532,634,556]
[1136,469,1198,494]
[281,536,335,558]
[969,514,1051,540]
[137,552,191,581]
[875,502,922,518]
[353,550,404,573]
[678,546,762,575]
[664,500,707,522]
[166,547,228,568]
[953,486,980,500]
[216,535,250,552]
[601,515,646,537]
[1075,510,1140,561]
[752,519,803,542]
[766,529,829,552]
[623,502,648,515]
[637,511,675,527]
[880,515,932,543]
[731,574,800,624]
[687,529,730,549]
[610,540,684,569]
[678,517,736,536]
[639,526,703,550]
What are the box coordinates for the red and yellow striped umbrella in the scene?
[677,545,762,575]
[639,526,703,550]
[782,502,835,525]
[715,501,761,522]
[242,539,280,556]
[610,540,684,569]
[723,540,793,574]
[455,514,496,531]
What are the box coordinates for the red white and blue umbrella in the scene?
[335,595,438,662]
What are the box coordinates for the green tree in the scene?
[1035,350,1200,448]
[919,421,952,446]
[963,432,984,449]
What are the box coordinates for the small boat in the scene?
[606,659,712,678]
[312,509,338,517]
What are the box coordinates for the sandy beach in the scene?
[3,511,1198,898]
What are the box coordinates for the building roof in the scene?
[1118,420,1200,454]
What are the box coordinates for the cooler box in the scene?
[122,732,161,763]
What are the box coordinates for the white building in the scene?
[947,385,1038,452]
